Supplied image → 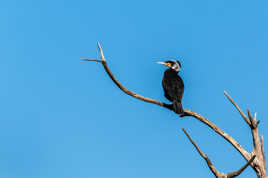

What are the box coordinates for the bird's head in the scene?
[156,60,181,72]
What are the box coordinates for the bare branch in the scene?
[97,42,105,61]
[81,58,103,62]
[181,110,250,161]
[82,43,251,166]
[101,60,171,108]
[247,109,253,120]
[182,128,220,177]
[224,94,263,175]
[227,155,256,178]
[82,43,173,110]
[224,91,251,126]
[261,136,266,170]
[183,129,257,178]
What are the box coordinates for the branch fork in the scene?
[182,129,256,178]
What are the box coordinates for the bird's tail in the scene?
[173,101,183,114]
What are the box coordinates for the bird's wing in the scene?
[163,76,184,102]
[174,76,184,102]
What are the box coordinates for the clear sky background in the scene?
[2,0,268,178]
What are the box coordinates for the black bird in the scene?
[157,60,184,114]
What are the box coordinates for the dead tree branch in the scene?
[81,42,171,110]
[227,155,256,178]
[224,92,266,177]
[224,91,251,125]
[82,42,266,178]
[182,128,219,177]
[182,128,256,178]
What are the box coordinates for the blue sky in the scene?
[2,0,268,177]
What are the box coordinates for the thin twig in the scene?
[224,91,251,126]
[97,42,105,61]
[254,112,260,126]
[247,109,253,120]
[247,109,254,126]
[182,128,220,177]
[81,58,103,62]
[227,155,256,178]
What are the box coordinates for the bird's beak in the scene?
[156,61,166,65]
[156,61,171,67]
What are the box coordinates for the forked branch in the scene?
[223,90,267,177]
[227,155,256,178]
[81,42,170,109]
[182,128,256,178]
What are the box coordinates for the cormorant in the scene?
[157,60,184,114]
